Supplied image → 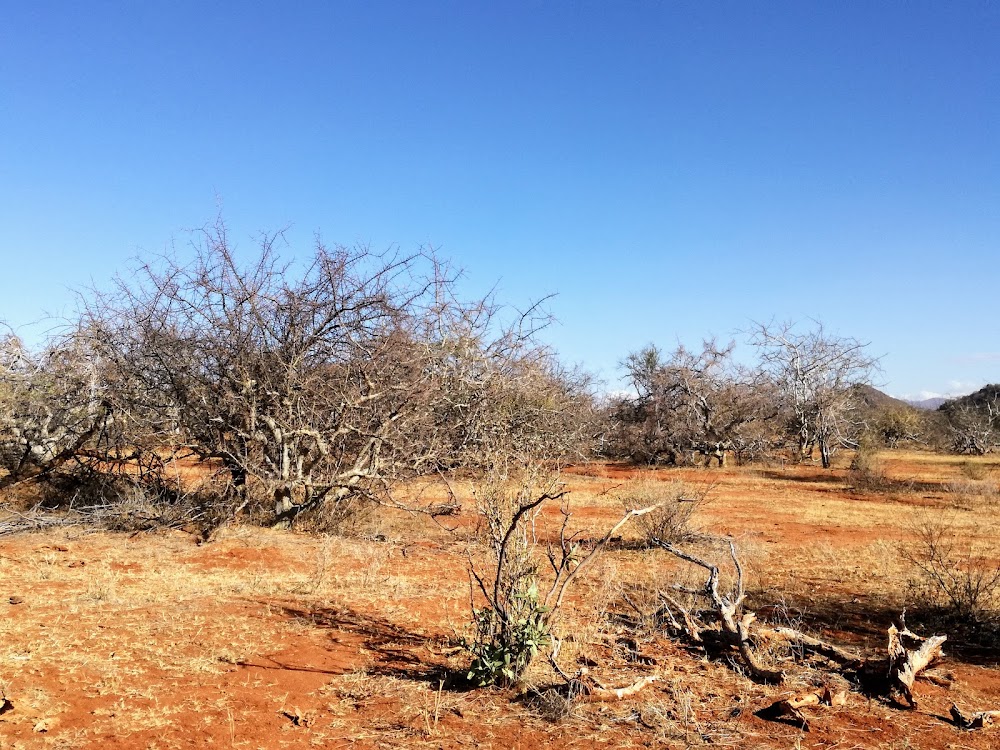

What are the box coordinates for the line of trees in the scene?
[9,221,989,532]
[608,322,881,468]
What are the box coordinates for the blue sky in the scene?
[2,2,997,399]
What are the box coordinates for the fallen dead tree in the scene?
[756,623,949,730]
[635,537,949,707]
[0,511,82,537]
[950,703,1000,730]
[651,537,783,683]
[0,501,214,540]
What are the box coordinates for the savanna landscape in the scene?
[1,452,999,748]
[2,231,999,749]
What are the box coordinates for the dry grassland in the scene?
[1,450,998,748]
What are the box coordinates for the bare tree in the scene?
[943,386,999,455]
[614,340,778,466]
[81,219,463,524]
[748,321,880,468]
[413,283,598,475]
[0,327,111,490]
[79,219,596,526]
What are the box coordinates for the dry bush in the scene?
[524,686,577,723]
[618,477,706,545]
[467,467,557,687]
[960,460,991,481]
[467,465,657,688]
[290,495,380,536]
[946,477,999,509]
[847,444,894,493]
[903,516,1000,624]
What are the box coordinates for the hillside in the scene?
[906,397,949,410]
[851,383,920,413]
[939,383,1000,414]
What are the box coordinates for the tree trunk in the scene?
[819,438,831,469]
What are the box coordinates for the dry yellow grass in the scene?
[0,451,997,748]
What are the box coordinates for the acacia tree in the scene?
[82,220,466,524]
[81,219,596,526]
[748,321,880,468]
[614,340,777,466]
[0,328,111,490]
[873,406,923,449]
[411,283,597,475]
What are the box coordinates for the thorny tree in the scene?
[80,219,596,526]
[614,340,778,466]
[748,321,880,468]
[413,281,597,475]
[83,220,458,524]
[0,328,112,490]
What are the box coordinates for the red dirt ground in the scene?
[1,451,998,748]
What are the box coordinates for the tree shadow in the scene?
[756,469,848,486]
[755,469,948,497]
[277,603,474,690]
[752,591,1000,667]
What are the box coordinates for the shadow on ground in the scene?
[276,603,473,689]
[752,590,1000,666]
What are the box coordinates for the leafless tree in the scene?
[748,321,880,468]
[944,387,999,455]
[79,218,596,526]
[413,282,598,476]
[0,327,111,490]
[613,340,779,466]
[80,220,449,524]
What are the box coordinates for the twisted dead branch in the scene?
[651,536,783,683]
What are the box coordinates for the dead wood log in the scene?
[763,686,847,731]
[856,623,947,707]
[920,670,954,688]
[656,591,702,642]
[575,670,661,702]
[888,626,947,708]
[651,537,783,684]
[0,512,81,537]
[769,626,861,667]
[547,638,660,703]
[951,703,1000,730]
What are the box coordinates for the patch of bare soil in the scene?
[1,452,998,748]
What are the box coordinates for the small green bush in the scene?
[467,581,551,687]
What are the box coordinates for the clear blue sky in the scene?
[2,2,997,399]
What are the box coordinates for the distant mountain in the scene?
[938,384,1000,414]
[906,397,949,410]
[851,384,919,412]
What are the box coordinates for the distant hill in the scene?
[851,384,919,412]
[851,385,950,448]
[906,397,949,410]
[938,384,1000,414]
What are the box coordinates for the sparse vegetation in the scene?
[2,235,999,748]
[0,450,997,746]
[848,440,894,493]
[904,515,1000,625]
[618,476,705,545]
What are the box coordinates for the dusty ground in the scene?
[1,450,998,748]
